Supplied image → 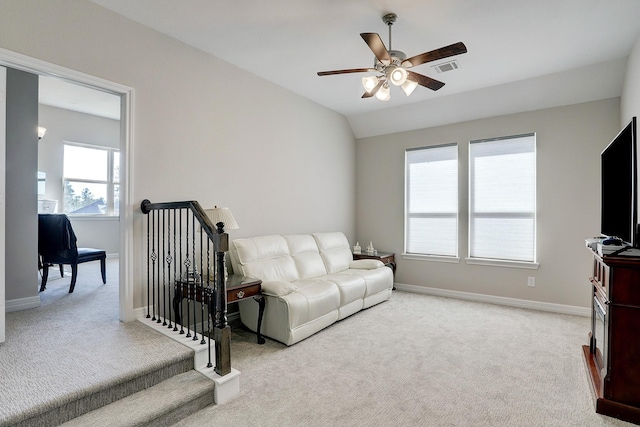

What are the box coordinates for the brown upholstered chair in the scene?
[38,214,106,293]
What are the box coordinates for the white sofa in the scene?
[228,232,393,345]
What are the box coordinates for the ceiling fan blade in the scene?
[317,68,375,76]
[362,79,385,98]
[407,71,445,91]
[360,33,391,64]
[402,42,467,68]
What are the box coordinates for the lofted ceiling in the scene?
[48,0,640,138]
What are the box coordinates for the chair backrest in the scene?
[38,214,79,264]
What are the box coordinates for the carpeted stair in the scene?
[5,345,203,427]
[60,370,215,427]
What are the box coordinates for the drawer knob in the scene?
[236,290,245,299]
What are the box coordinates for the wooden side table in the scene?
[173,275,265,344]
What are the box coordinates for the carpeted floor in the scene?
[2,260,635,426]
[176,292,634,427]
[0,259,193,426]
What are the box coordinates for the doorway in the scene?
[38,75,121,303]
[0,47,134,335]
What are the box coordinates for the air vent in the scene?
[432,60,460,73]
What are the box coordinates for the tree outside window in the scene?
[63,143,119,216]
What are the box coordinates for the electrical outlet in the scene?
[527,277,535,287]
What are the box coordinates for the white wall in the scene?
[38,104,120,254]
[356,98,620,308]
[0,0,355,309]
[621,33,640,124]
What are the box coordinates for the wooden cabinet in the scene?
[583,250,640,424]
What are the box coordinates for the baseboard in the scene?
[394,283,590,317]
[6,295,41,312]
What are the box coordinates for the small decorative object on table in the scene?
[353,241,361,254]
[366,241,376,255]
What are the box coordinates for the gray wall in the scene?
[38,104,120,254]
[356,98,620,309]
[6,68,38,301]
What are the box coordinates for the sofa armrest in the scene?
[261,280,297,296]
[349,259,384,270]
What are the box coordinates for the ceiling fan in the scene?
[317,13,467,101]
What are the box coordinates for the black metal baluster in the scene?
[166,209,173,329]
[206,238,213,366]
[185,212,192,338]
[179,208,185,335]
[162,209,167,325]
[151,210,157,321]
[156,209,162,324]
[173,209,178,331]
[191,213,199,342]
[200,224,206,345]
[146,212,151,319]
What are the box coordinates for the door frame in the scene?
[0,47,136,322]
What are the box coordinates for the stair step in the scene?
[60,370,215,427]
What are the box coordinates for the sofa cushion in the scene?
[232,235,298,281]
[285,279,340,328]
[322,273,366,306]
[340,266,393,298]
[284,234,327,279]
[313,232,352,274]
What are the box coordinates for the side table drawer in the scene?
[227,283,261,303]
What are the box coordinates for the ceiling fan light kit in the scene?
[318,12,467,101]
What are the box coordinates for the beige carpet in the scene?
[0,259,194,426]
[175,292,633,427]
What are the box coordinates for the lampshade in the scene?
[375,83,390,101]
[37,127,47,140]
[388,66,408,86]
[401,80,418,96]
[205,206,239,230]
[362,75,379,93]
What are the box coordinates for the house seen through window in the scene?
[63,143,119,216]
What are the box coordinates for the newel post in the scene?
[213,222,231,376]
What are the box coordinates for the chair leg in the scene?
[100,258,106,284]
[40,265,49,292]
[59,264,64,278]
[69,264,78,293]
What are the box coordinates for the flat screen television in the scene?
[601,117,638,247]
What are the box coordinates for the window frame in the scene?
[63,141,120,217]
[466,133,538,269]
[403,143,459,261]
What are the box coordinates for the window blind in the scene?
[469,134,536,262]
[405,144,458,257]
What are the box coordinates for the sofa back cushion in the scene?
[284,234,327,279]
[231,235,298,282]
[313,232,352,274]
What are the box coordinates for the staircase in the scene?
[57,315,241,427]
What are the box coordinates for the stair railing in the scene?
[140,199,231,376]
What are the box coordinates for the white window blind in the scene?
[469,134,536,262]
[405,144,458,257]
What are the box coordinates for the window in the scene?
[63,143,119,215]
[405,144,458,257]
[468,134,536,263]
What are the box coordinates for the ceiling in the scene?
[47,0,640,138]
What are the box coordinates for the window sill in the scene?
[402,253,460,264]
[465,257,539,269]
[67,215,120,221]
